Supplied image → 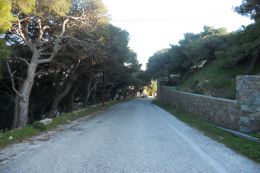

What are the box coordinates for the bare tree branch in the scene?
[37,19,71,64]
[37,19,43,43]
[15,57,30,66]
[35,69,44,76]
[60,19,70,37]
[17,18,33,50]
[62,35,95,45]
[36,20,50,43]
[37,56,54,64]
[6,60,22,97]
[40,53,52,56]
[38,47,49,53]
[67,12,87,21]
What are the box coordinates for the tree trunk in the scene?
[49,79,74,117]
[12,95,19,129]
[49,58,82,116]
[92,85,97,105]
[85,82,93,106]
[85,80,98,106]
[85,93,91,106]
[17,53,39,127]
[69,84,79,111]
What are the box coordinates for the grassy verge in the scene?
[177,61,244,99]
[154,101,260,163]
[251,134,260,140]
[0,99,129,149]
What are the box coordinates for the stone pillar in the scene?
[237,75,260,133]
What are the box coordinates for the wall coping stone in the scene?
[163,86,237,103]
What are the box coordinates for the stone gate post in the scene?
[237,75,260,133]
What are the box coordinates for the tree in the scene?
[167,45,189,76]
[235,0,260,21]
[0,39,9,77]
[216,22,260,72]
[0,0,12,77]
[0,0,13,33]
[4,0,101,127]
[98,25,141,100]
[147,27,229,85]
[46,0,109,116]
[0,0,143,130]
[201,26,227,37]
[146,49,171,79]
[144,80,157,96]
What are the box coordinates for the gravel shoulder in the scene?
[0,99,259,173]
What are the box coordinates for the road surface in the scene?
[0,99,260,173]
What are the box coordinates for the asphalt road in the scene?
[1,99,260,173]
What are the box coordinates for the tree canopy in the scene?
[0,0,143,130]
[235,0,260,21]
[146,22,260,98]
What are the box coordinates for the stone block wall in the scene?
[237,75,260,133]
[158,75,260,132]
[158,86,240,130]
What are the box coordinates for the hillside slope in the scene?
[147,23,260,99]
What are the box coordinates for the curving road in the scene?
[0,99,260,173]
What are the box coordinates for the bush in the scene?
[32,122,46,131]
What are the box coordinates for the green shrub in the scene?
[32,122,46,131]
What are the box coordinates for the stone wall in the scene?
[158,86,240,130]
[158,75,260,132]
[237,76,260,132]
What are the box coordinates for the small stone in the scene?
[241,105,251,112]
[240,116,250,124]
[39,118,52,125]
[8,136,13,140]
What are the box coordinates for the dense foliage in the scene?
[146,1,260,99]
[0,0,142,130]
[235,0,260,21]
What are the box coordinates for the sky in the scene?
[102,0,252,70]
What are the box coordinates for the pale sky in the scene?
[103,0,252,70]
